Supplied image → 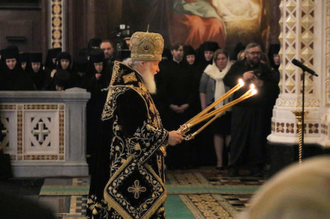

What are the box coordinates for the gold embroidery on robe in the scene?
[91,61,169,218]
[123,72,138,83]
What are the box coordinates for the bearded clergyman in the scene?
[86,31,184,219]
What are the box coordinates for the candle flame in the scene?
[238,79,244,86]
[250,83,255,89]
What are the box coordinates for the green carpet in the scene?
[167,184,258,194]
[40,185,257,196]
[40,185,89,195]
[166,195,196,219]
[39,181,258,196]
[38,169,263,218]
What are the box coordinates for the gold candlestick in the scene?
[164,83,256,154]
[292,110,310,164]
[190,85,257,127]
[186,79,244,125]
[182,85,257,143]
[186,110,225,141]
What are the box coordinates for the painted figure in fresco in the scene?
[86,31,183,218]
[121,0,269,55]
[212,0,260,22]
[172,0,227,49]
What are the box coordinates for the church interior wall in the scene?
[0,0,282,59]
[2,0,330,176]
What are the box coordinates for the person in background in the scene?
[183,44,206,168]
[44,51,69,90]
[159,48,172,68]
[57,52,72,71]
[78,47,90,60]
[19,52,30,73]
[230,42,246,64]
[54,69,71,91]
[0,45,19,73]
[83,49,109,174]
[44,51,79,90]
[184,45,197,65]
[184,44,203,112]
[195,41,220,166]
[268,44,281,74]
[262,47,280,169]
[198,41,219,70]
[44,47,62,75]
[223,43,279,177]
[157,41,198,170]
[100,39,116,64]
[100,39,116,85]
[43,48,62,90]
[0,47,35,91]
[72,55,89,88]
[29,52,47,90]
[266,44,281,103]
[200,49,232,171]
[57,52,81,88]
[88,37,102,51]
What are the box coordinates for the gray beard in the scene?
[142,70,157,94]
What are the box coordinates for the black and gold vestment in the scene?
[87,61,169,219]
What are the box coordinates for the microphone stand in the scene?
[302,70,305,155]
[292,60,317,164]
[292,70,310,164]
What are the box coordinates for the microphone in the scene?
[292,59,318,77]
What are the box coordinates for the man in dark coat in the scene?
[223,43,279,177]
[86,31,183,219]
[100,39,116,85]
[156,42,199,169]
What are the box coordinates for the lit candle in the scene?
[190,84,257,126]
[186,79,244,125]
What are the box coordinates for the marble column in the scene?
[268,0,330,175]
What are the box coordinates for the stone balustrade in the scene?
[0,88,91,177]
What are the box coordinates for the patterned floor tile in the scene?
[5,167,264,218]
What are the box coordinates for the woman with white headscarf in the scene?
[199,48,232,170]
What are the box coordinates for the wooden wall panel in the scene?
[0,10,41,52]
[0,20,33,52]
